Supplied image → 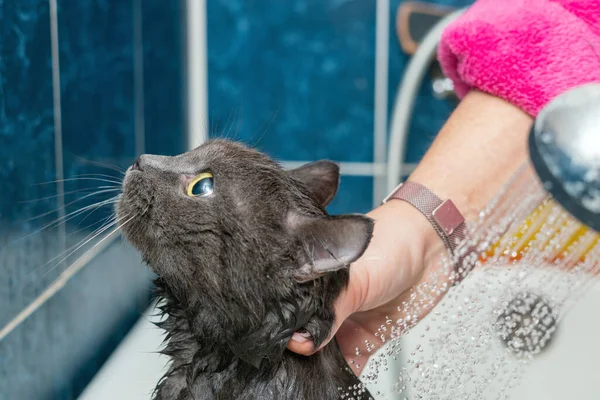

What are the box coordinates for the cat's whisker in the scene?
[38,213,132,278]
[66,214,135,274]
[210,117,216,141]
[250,109,278,148]
[195,113,210,148]
[68,173,125,182]
[27,220,112,278]
[0,215,136,344]
[70,198,119,232]
[220,108,235,141]
[22,198,118,241]
[18,186,120,204]
[230,104,243,142]
[23,190,122,222]
[72,156,128,175]
[66,213,114,239]
[141,202,151,216]
[119,214,137,227]
[33,176,123,186]
[16,196,121,243]
[24,214,138,324]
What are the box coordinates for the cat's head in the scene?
[116,139,373,368]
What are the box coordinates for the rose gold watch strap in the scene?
[383,181,470,283]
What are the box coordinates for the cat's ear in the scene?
[288,213,374,283]
[287,161,340,207]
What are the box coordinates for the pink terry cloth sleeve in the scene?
[437,0,600,116]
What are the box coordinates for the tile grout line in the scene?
[0,0,129,343]
[133,0,145,156]
[186,0,208,149]
[0,233,120,342]
[373,0,390,206]
[74,158,417,177]
[49,0,67,265]
[49,157,417,178]
[280,161,416,177]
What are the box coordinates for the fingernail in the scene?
[291,331,312,343]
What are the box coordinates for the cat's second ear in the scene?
[288,213,374,283]
[287,160,340,207]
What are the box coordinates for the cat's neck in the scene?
[152,279,369,400]
[153,279,234,370]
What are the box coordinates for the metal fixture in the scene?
[529,83,600,232]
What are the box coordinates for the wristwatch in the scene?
[382,181,470,283]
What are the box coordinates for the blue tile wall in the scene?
[206,0,475,215]
[57,0,137,255]
[327,176,373,216]
[0,0,185,399]
[0,0,478,398]
[58,0,137,165]
[207,0,376,165]
[56,0,186,250]
[141,0,186,157]
[0,0,62,334]
[0,241,152,400]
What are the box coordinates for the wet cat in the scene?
[117,139,374,400]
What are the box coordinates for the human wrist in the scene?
[378,199,444,266]
[382,181,465,265]
[377,199,447,281]
[340,199,443,316]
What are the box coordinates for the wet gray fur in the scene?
[117,140,374,400]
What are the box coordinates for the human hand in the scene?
[287,91,533,375]
[287,199,448,375]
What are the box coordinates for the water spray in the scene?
[360,84,600,399]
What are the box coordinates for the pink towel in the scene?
[438,0,600,116]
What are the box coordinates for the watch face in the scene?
[432,199,465,236]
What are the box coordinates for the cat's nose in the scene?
[131,157,143,171]
[130,154,169,171]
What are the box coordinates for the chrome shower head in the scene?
[529,83,600,232]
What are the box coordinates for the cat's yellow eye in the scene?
[186,172,214,197]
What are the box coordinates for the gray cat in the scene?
[117,139,374,400]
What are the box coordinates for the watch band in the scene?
[383,181,470,283]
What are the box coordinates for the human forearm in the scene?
[289,92,533,360]
[409,90,533,223]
